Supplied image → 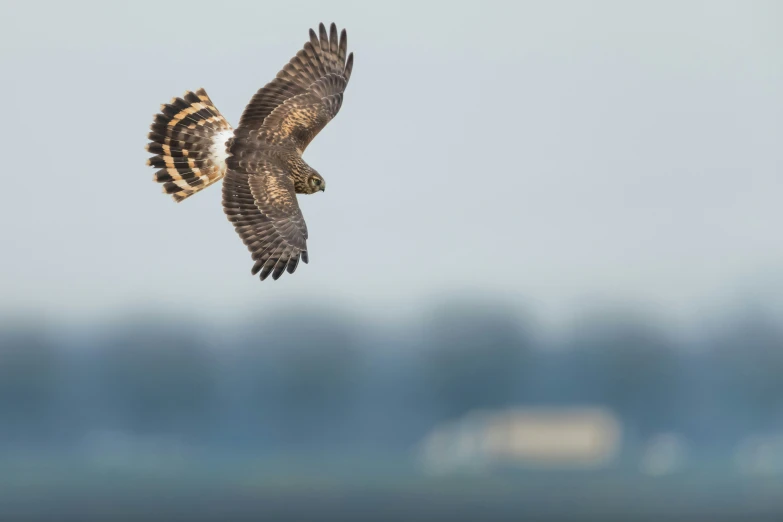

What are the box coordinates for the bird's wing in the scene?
[233,22,354,153]
[222,158,309,281]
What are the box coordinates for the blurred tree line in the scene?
[0,300,781,460]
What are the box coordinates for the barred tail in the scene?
[146,88,234,203]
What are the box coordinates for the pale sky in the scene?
[1,0,781,326]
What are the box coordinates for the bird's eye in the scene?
[314,179,321,186]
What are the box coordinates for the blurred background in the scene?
[1,0,782,520]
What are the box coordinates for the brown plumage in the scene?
[145,23,354,280]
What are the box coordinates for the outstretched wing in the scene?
[222,159,309,281]
[233,22,354,153]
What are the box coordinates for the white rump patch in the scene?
[209,129,235,170]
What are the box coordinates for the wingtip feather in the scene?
[319,23,328,46]
[344,52,354,81]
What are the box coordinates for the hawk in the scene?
[145,23,354,281]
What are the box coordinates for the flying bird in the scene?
[145,23,354,281]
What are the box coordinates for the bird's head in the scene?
[306,172,326,194]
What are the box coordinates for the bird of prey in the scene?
[145,23,354,281]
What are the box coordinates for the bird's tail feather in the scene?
[146,88,234,203]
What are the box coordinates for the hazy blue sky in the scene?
[0,0,781,325]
